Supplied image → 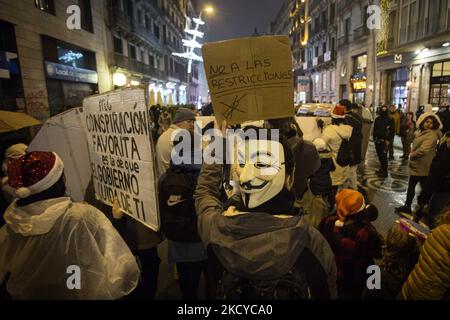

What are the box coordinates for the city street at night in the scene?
[0,0,449,306]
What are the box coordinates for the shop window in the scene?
[429,62,450,108]
[113,36,123,54]
[35,0,55,15]
[353,54,367,74]
[432,61,450,77]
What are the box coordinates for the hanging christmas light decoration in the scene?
[172,14,206,73]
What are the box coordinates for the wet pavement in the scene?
[358,137,414,237]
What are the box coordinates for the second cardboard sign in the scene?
[202,35,295,125]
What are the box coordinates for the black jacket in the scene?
[373,113,395,141]
[418,132,450,206]
[437,108,450,135]
[346,112,363,165]
[310,156,336,196]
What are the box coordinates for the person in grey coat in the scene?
[194,123,337,299]
[396,112,443,215]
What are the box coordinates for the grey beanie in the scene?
[173,107,196,123]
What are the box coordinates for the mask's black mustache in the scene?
[240,181,268,190]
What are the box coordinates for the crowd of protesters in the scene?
[0,99,448,300]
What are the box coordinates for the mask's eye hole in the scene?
[254,162,270,169]
[239,163,245,168]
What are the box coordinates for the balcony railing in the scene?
[165,69,187,83]
[113,53,165,79]
[338,35,349,46]
[108,6,132,32]
[337,0,353,13]
[353,25,370,40]
[130,20,162,48]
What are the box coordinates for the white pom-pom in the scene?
[16,187,31,198]
[1,176,8,185]
[335,220,344,228]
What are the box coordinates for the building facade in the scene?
[304,0,337,103]
[107,0,192,106]
[335,0,377,108]
[376,0,450,113]
[270,0,293,36]
[289,0,310,103]
[0,0,111,120]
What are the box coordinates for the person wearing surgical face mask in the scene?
[194,122,337,299]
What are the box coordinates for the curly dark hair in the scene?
[419,116,439,131]
[380,222,420,281]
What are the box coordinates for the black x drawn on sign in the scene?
[220,94,247,119]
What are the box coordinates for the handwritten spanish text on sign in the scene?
[202,36,295,125]
[83,89,159,231]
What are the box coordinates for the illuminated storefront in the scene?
[430,60,450,109]
[351,54,367,105]
[351,75,367,105]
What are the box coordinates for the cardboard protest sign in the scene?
[83,89,159,231]
[202,35,295,125]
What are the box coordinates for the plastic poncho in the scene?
[0,197,140,300]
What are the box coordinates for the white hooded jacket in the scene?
[0,197,140,300]
[321,123,353,186]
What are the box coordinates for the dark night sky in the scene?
[196,0,286,42]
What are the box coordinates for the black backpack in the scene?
[333,128,353,167]
[207,246,311,300]
[158,166,201,242]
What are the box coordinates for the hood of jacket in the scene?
[209,211,312,280]
[332,123,353,140]
[417,112,443,130]
[4,197,72,236]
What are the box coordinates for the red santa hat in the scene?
[334,189,366,227]
[331,104,346,119]
[7,151,64,199]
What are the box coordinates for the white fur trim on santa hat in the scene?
[15,152,64,199]
[16,187,31,198]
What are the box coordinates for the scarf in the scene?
[236,188,297,215]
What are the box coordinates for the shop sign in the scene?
[351,79,366,91]
[45,61,98,84]
[394,54,402,64]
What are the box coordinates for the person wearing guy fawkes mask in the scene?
[194,122,337,299]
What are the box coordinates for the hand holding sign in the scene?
[202,36,295,125]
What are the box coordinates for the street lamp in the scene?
[203,6,214,15]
